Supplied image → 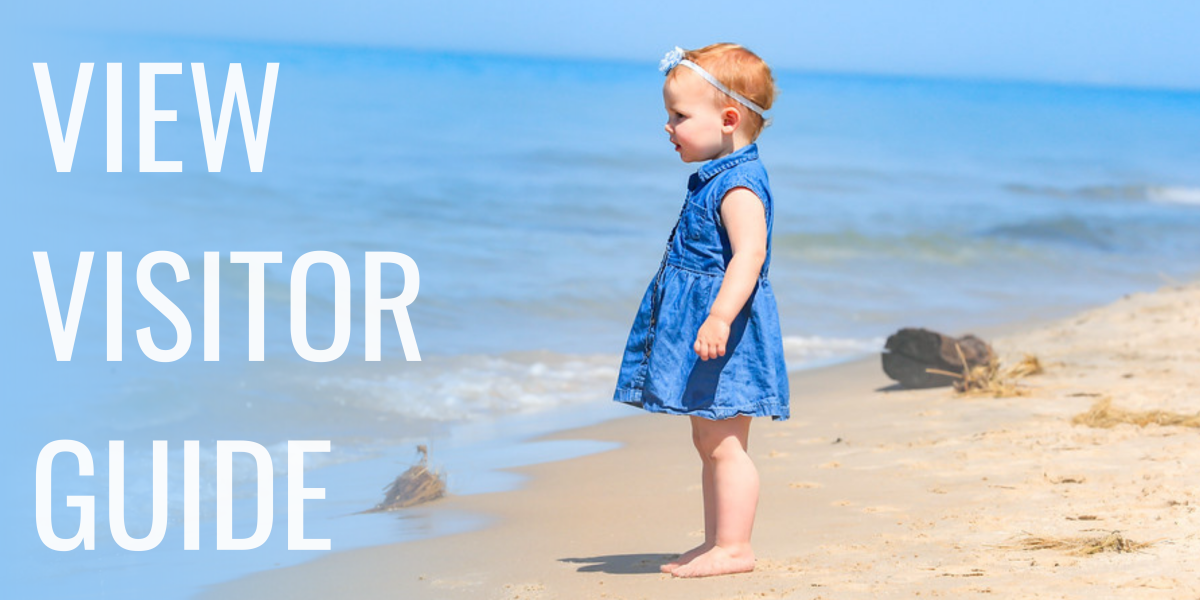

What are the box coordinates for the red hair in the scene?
[667,43,777,139]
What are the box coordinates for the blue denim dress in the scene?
[613,144,790,420]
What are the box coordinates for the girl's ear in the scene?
[721,106,741,133]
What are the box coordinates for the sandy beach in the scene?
[201,283,1200,600]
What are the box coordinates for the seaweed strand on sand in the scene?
[1005,530,1155,556]
[362,445,447,513]
[927,346,1044,397]
[1073,397,1200,429]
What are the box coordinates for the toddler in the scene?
[613,43,788,578]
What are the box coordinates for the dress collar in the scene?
[689,143,758,191]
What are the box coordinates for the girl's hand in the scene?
[694,315,731,361]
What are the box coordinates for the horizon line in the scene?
[24,26,1200,96]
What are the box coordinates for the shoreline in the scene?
[200,283,1200,599]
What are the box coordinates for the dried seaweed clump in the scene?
[1007,531,1153,556]
[929,349,1043,397]
[362,445,446,513]
[1073,397,1200,429]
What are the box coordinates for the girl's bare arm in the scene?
[694,187,767,360]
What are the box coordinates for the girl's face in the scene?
[662,69,737,163]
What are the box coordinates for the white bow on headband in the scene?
[659,46,768,117]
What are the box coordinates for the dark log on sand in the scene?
[881,328,994,389]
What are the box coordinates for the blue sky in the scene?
[7,1,1200,89]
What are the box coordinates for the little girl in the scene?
[613,44,788,578]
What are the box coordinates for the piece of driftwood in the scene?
[881,328,994,389]
[361,445,446,513]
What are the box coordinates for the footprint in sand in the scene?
[1120,576,1180,590]
[789,481,822,489]
[818,461,841,469]
[832,500,854,507]
[502,583,546,600]
[862,505,901,513]
[797,437,830,445]
[430,577,483,590]
[1046,475,1087,484]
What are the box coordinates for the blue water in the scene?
[2,31,1199,599]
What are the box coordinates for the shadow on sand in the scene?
[558,553,675,575]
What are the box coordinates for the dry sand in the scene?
[201,283,1200,599]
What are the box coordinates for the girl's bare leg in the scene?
[661,419,719,573]
[671,414,757,578]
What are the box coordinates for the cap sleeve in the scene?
[711,168,770,229]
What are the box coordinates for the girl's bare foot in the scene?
[660,542,713,574]
[670,545,755,578]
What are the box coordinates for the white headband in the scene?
[659,46,768,117]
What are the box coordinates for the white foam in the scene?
[1147,186,1200,206]
[316,352,620,422]
[782,335,884,364]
